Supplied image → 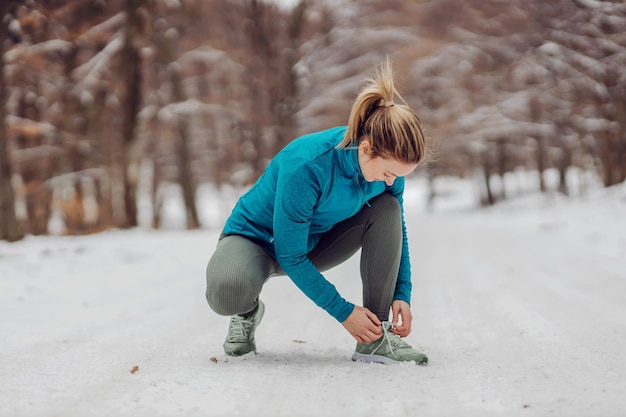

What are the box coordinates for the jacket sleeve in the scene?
[272,158,355,322]
[386,177,413,304]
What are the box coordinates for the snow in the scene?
[76,13,125,43]
[71,34,124,92]
[156,100,242,122]
[1,176,626,416]
[4,39,74,63]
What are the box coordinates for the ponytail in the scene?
[337,58,428,165]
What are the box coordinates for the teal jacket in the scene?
[223,126,412,322]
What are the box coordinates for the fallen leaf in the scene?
[292,340,306,344]
[210,357,218,363]
[130,365,139,374]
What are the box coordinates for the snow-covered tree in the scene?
[3,0,625,237]
[410,0,626,203]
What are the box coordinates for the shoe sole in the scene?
[352,351,427,365]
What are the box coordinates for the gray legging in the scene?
[205,192,402,322]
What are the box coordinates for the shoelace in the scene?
[382,323,410,350]
[226,315,253,343]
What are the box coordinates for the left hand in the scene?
[390,300,412,338]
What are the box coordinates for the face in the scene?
[358,141,417,186]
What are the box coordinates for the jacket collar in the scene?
[335,140,365,181]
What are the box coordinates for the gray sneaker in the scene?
[223,300,265,356]
[352,321,428,365]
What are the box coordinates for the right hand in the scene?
[341,306,382,343]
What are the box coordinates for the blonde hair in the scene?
[337,58,428,165]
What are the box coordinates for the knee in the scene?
[370,193,401,218]
[205,264,259,316]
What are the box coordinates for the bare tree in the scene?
[0,0,22,242]
[169,62,200,230]
[7,0,623,232]
[410,0,626,205]
[119,0,144,227]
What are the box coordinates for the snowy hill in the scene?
[1,176,625,416]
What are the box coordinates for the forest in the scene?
[1,0,625,240]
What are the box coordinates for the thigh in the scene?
[206,234,279,288]
[307,216,365,273]
[306,193,399,273]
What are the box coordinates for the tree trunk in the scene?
[556,143,571,196]
[92,86,114,230]
[615,99,626,184]
[63,178,86,235]
[496,138,507,200]
[273,0,307,151]
[25,181,52,236]
[598,131,615,187]
[156,14,201,230]
[0,1,22,242]
[151,158,162,229]
[95,174,113,230]
[120,0,143,227]
[169,65,200,229]
[176,121,200,229]
[426,166,436,211]
[481,149,495,206]
[535,136,547,192]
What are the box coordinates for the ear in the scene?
[359,139,372,154]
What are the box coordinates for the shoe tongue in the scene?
[382,321,394,331]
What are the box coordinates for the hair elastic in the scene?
[380,99,395,107]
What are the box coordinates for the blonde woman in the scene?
[206,59,430,364]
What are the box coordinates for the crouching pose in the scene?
[205,59,430,364]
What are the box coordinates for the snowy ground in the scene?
[1,175,625,417]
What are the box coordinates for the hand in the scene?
[390,300,412,338]
[342,306,382,343]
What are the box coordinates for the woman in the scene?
[205,59,430,364]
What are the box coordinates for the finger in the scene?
[390,324,403,333]
[391,324,408,337]
[392,308,399,326]
[369,321,382,336]
[392,329,408,338]
[363,329,381,343]
[364,309,382,326]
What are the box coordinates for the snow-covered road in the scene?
[1,181,625,416]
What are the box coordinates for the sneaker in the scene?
[352,321,428,365]
[223,300,265,356]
